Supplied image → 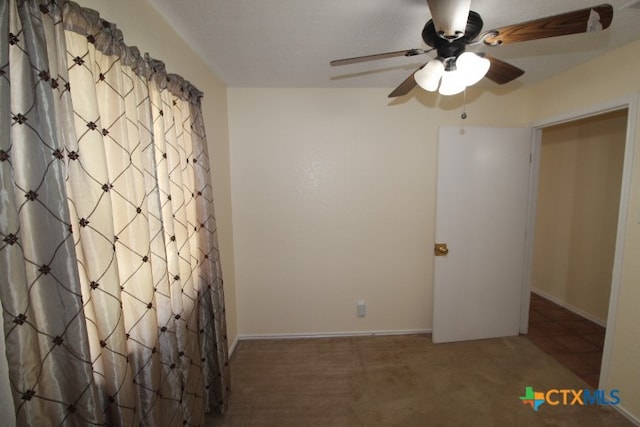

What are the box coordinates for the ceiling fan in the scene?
[330,1,613,98]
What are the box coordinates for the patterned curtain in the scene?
[0,1,230,425]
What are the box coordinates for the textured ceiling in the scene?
[148,0,640,91]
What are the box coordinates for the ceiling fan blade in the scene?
[388,67,422,98]
[484,55,525,85]
[483,4,613,46]
[330,48,430,66]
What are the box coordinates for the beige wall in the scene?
[227,88,528,336]
[77,0,239,345]
[526,39,640,422]
[533,111,627,323]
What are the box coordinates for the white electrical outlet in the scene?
[357,300,366,318]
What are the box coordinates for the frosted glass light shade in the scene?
[456,52,490,86]
[439,69,466,96]
[426,0,472,40]
[415,59,445,92]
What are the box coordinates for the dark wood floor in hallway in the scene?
[526,292,606,388]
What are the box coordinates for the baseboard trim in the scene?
[228,336,239,357]
[615,403,640,426]
[531,288,607,327]
[237,329,432,342]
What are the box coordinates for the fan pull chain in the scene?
[461,89,468,120]
[457,89,469,133]
[459,89,468,133]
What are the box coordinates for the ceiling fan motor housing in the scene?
[422,11,483,60]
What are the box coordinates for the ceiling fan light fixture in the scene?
[426,0,472,40]
[415,59,445,92]
[438,69,466,96]
[456,52,490,86]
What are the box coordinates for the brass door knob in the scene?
[435,243,449,256]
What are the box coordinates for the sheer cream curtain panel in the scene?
[0,1,230,425]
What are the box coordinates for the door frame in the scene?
[520,93,639,388]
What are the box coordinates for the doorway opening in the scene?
[526,109,628,388]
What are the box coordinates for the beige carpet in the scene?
[208,334,632,426]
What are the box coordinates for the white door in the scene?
[433,126,532,343]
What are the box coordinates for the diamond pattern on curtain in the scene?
[0,1,230,426]
[189,81,230,415]
[1,1,103,425]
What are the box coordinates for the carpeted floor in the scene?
[208,334,632,426]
